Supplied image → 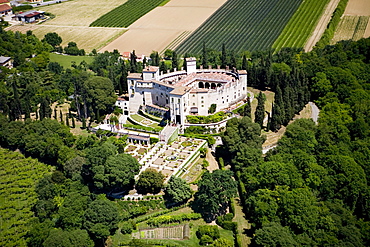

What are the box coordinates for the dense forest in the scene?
[1,25,370,246]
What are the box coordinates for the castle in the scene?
[127,58,247,126]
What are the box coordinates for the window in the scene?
[201,96,204,99]
[193,103,195,106]
[201,105,204,107]
[201,101,204,103]
[193,95,195,97]
[171,98,174,103]
[178,99,180,103]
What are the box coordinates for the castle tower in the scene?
[186,57,196,74]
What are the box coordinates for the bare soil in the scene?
[100,0,227,55]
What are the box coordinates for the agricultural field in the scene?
[90,0,167,28]
[331,0,370,42]
[331,16,369,44]
[272,0,331,50]
[100,0,227,55]
[0,149,50,247]
[175,0,303,54]
[6,0,127,52]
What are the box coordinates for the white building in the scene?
[127,58,247,126]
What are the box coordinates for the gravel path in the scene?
[304,0,341,52]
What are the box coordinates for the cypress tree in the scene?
[254,92,265,128]
[244,97,251,118]
[35,109,38,120]
[82,117,86,129]
[65,114,69,126]
[130,50,137,73]
[270,103,282,132]
[71,115,75,128]
[172,51,178,71]
[60,110,63,123]
[274,85,285,126]
[202,42,208,68]
[242,54,248,70]
[54,108,57,119]
[230,51,236,69]
[221,43,227,69]
[160,61,167,73]
[183,53,188,71]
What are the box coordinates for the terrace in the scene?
[125,136,207,183]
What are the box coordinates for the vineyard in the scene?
[90,0,166,28]
[0,149,50,247]
[175,0,303,54]
[272,0,331,50]
[138,225,187,239]
[331,15,370,44]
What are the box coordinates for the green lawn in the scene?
[49,53,94,69]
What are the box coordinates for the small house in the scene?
[16,10,44,23]
[0,56,13,69]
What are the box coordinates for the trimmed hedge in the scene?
[147,213,201,227]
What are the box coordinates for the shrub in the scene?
[200,235,213,245]
[120,220,136,234]
[196,225,220,240]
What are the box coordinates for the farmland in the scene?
[331,16,369,44]
[175,0,303,54]
[0,149,50,247]
[6,0,127,52]
[90,0,167,28]
[272,0,331,50]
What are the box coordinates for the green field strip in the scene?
[90,0,165,28]
[273,0,330,49]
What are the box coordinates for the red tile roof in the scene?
[0,0,9,4]
[0,4,11,12]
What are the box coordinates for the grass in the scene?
[49,53,94,69]
[130,114,145,122]
[176,0,302,53]
[232,198,251,246]
[273,0,331,50]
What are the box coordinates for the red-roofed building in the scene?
[0,0,12,17]
[16,10,44,23]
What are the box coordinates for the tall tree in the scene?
[202,42,208,68]
[83,199,119,243]
[221,43,227,69]
[136,168,165,194]
[254,92,265,128]
[164,176,192,205]
[172,50,178,71]
[130,50,137,73]
[193,170,237,221]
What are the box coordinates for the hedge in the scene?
[147,213,202,227]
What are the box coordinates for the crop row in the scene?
[273,0,330,50]
[90,0,165,28]
[0,149,50,247]
[175,0,303,54]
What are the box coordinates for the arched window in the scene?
[211,83,216,89]
[199,81,204,88]
[205,82,210,89]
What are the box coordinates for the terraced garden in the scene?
[272,0,331,50]
[175,0,303,54]
[90,0,167,28]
